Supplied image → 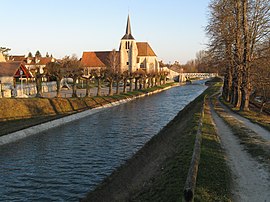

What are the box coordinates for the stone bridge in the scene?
[178,72,218,82]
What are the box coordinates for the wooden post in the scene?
[183,97,205,201]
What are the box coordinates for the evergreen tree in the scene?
[28,52,33,57]
[46,52,50,57]
[35,50,42,57]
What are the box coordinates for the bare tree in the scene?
[106,49,120,96]
[45,61,66,97]
[63,55,83,97]
[207,0,270,111]
[133,69,146,90]
[92,68,105,96]
[251,39,270,112]
[81,72,94,97]
[30,67,44,98]
[122,70,129,93]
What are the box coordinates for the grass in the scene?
[195,98,232,202]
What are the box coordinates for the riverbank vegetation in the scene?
[0,82,176,136]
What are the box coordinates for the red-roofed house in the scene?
[23,56,55,75]
[8,55,26,62]
[0,62,32,85]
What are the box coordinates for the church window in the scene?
[125,41,128,49]
[127,62,129,65]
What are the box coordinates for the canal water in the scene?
[0,80,207,201]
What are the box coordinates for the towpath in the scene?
[210,99,270,201]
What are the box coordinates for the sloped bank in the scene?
[0,83,177,146]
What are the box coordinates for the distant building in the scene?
[23,56,55,74]
[81,15,160,74]
[8,55,26,62]
[0,52,54,85]
[0,61,31,85]
[0,52,6,62]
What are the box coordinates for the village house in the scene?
[0,61,31,85]
[81,15,160,74]
[23,56,55,75]
[0,52,32,85]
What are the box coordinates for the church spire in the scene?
[122,15,135,40]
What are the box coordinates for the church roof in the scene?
[136,42,157,56]
[122,15,135,40]
[81,51,114,67]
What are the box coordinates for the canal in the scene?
[0,80,207,201]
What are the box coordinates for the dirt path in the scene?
[219,101,270,141]
[210,102,270,201]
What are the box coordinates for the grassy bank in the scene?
[195,98,231,201]
[0,82,176,136]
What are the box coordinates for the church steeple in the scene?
[122,15,135,40]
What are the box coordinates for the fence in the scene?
[0,82,57,98]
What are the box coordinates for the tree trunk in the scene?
[72,78,77,97]
[240,0,250,111]
[116,81,120,95]
[135,78,138,90]
[232,0,243,109]
[223,43,233,102]
[147,77,151,88]
[97,78,101,96]
[143,78,146,89]
[139,78,142,90]
[108,81,113,96]
[56,78,61,98]
[129,78,132,92]
[35,75,42,98]
[85,79,90,97]
[123,78,127,93]
[163,77,166,85]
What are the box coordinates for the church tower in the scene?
[119,15,138,73]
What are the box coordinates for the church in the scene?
[81,15,160,73]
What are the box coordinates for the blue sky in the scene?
[0,0,210,64]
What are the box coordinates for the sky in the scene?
[0,0,211,64]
